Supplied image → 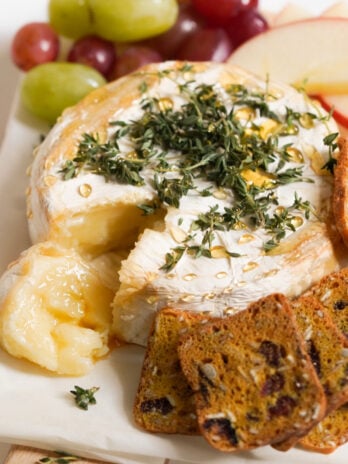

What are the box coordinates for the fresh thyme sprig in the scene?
[154,172,195,207]
[70,385,99,410]
[263,193,314,251]
[37,451,79,463]
[60,134,145,185]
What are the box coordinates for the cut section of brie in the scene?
[0,242,118,375]
[26,61,348,347]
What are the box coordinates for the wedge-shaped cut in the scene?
[228,18,348,95]
[0,241,117,375]
[27,70,167,255]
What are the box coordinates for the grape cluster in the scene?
[11,0,268,123]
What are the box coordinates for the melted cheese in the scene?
[25,62,347,348]
[0,242,120,374]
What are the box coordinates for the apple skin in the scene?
[227,17,348,95]
[314,94,348,129]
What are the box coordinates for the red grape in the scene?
[224,9,269,47]
[11,22,60,71]
[110,46,163,80]
[176,28,233,62]
[140,4,205,59]
[68,35,116,78]
[192,0,258,26]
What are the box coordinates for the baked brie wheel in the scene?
[27,61,348,345]
[1,61,346,371]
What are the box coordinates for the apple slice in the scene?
[261,10,277,27]
[227,18,348,95]
[272,2,311,27]
[315,94,348,128]
[322,1,348,18]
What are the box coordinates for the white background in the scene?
[0,0,345,463]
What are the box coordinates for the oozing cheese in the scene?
[26,62,347,348]
[0,242,120,375]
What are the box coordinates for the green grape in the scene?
[89,0,178,42]
[21,62,106,124]
[49,0,94,39]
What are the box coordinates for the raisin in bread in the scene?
[273,295,348,451]
[300,403,348,453]
[303,268,348,339]
[133,308,211,434]
[177,293,326,452]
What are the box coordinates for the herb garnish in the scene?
[322,132,339,174]
[70,385,99,410]
[263,193,314,251]
[60,133,145,185]
[37,451,79,463]
[60,67,338,269]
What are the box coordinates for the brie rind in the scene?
[27,62,346,346]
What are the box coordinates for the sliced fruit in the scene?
[227,18,348,95]
[272,2,311,27]
[314,94,348,129]
[321,1,348,18]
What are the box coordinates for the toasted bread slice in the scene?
[300,403,348,453]
[304,267,348,339]
[133,307,211,434]
[178,294,326,452]
[333,137,348,248]
[273,295,348,451]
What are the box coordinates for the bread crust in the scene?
[300,403,348,454]
[333,137,348,247]
[178,294,327,452]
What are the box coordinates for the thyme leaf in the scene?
[322,132,339,174]
[70,385,99,410]
[137,202,159,216]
